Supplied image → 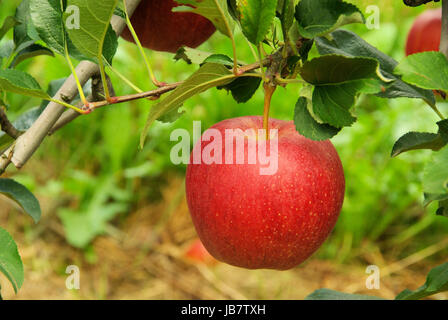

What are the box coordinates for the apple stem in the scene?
[263,83,276,140]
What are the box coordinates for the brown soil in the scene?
[0,177,446,300]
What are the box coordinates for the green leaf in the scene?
[113,6,126,19]
[396,263,448,300]
[306,288,385,300]
[175,0,234,37]
[10,43,54,67]
[140,63,236,147]
[423,192,448,207]
[59,176,128,248]
[392,132,444,157]
[295,0,364,39]
[60,204,126,248]
[0,69,50,100]
[44,78,68,98]
[294,97,340,141]
[424,193,448,217]
[14,0,40,48]
[277,0,295,38]
[395,52,448,91]
[0,227,24,294]
[202,54,235,66]
[300,54,380,85]
[0,40,15,60]
[438,119,448,141]
[227,0,239,21]
[423,145,448,195]
[40,78,67,108]
[355,78,385,95]
[0,16,18,41]
[30,0,67,54]
[218,76,261,103]
[65,0,118,64]
[174,47,213,65]
[0,178,41,223]
[392,120,448,157]
[312,82,365,127]
[436,199,448,217]
[30,0,88,61]
[315,29,436,106]
[15,107,44,128]
[237,0,278,44]
[157,107,186,124]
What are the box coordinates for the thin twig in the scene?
[86,57,270,109]
[89,82,182,110]
[50,58,271,134]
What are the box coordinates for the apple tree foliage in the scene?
[0,0,447,299]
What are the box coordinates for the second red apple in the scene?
[406,8,441,56]
[121,0,216,53]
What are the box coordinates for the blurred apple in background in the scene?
[121,0,216,53]
[406,8,441,56]
[184,238,218,266]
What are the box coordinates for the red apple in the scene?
[184,238,218,265]
[121,0,216,53]
[406,8,441,56]
[185,116,345,270]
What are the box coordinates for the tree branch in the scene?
[90,82,182,109]
[0,0,142,173]
[0,107,21,139]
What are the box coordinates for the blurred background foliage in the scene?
[0,0,447,299]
